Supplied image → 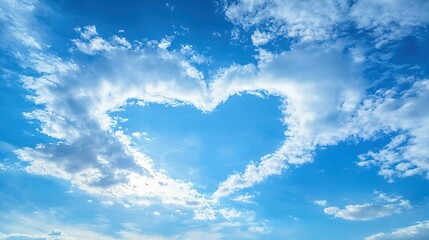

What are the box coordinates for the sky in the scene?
[1,0,429,239]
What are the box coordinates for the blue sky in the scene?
[1,0,429,239]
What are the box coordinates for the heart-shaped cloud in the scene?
[5,2,429,223]
[13,25,365,215]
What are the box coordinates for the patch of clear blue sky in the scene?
[114,94,285,191]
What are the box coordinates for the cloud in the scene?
[193,208,216,221]
[153,211,160,216]
[248,225,269,234]
[157,36,174,49]
[232,194,255,204]
[0,211,117,240]
[131,131,151,141]
[222,0,429,45]
[313,200,327,206]
[365,220,429,240]
[0,231,77,240]
[0,210,258,240]
[350,0,429,47]
[323,192,411,221]
[224,0,348,42]
[8,3,212,214]
[0,0,42,50]
[212,45,366,199]
[250,29,273,46]
[356,80,429,181]
[7,0,369,208]
[219,208,241,221]
[72,25,132,54]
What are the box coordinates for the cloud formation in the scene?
[365,220,429,240]
[323,192,411,221]
[223,0,429,45]
[356,80,429,180]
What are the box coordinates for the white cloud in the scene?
[157,36,174,49]
[232,194,255,204]
[356,80,429,181]
[72,26,113,54]
[223,0,429,45]
[0,232,73,240]
[313,200,327,206]
[219,208,241,221]
[0,211,117,240]
[250,29,273,46]
[11,21,213,215]
[224,0,348,42]
[193,208,216,221]
[131,132,151,141]
[101,201,114,206]
[248,225,269,234]
[111,35,131,49]
[350,0,429,47]
[365,220,429,240]
[0,0,42,50]
[323,192,411,221]
[179,44,210,64]
[212,46,366,199]
[0,210,233,240]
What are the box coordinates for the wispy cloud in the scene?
[365,220,429,240]
[223,0,429,46]
[323,192,411,221]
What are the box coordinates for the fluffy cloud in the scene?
[224,0,348,41]
[250,29,273,46]
[6,1,211,214]
[365,220,429,240]
[323,192,411,221]
[223,0,429,45]
[15,45,211,208]
[350,0,429,47]
[354,80,429,180]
